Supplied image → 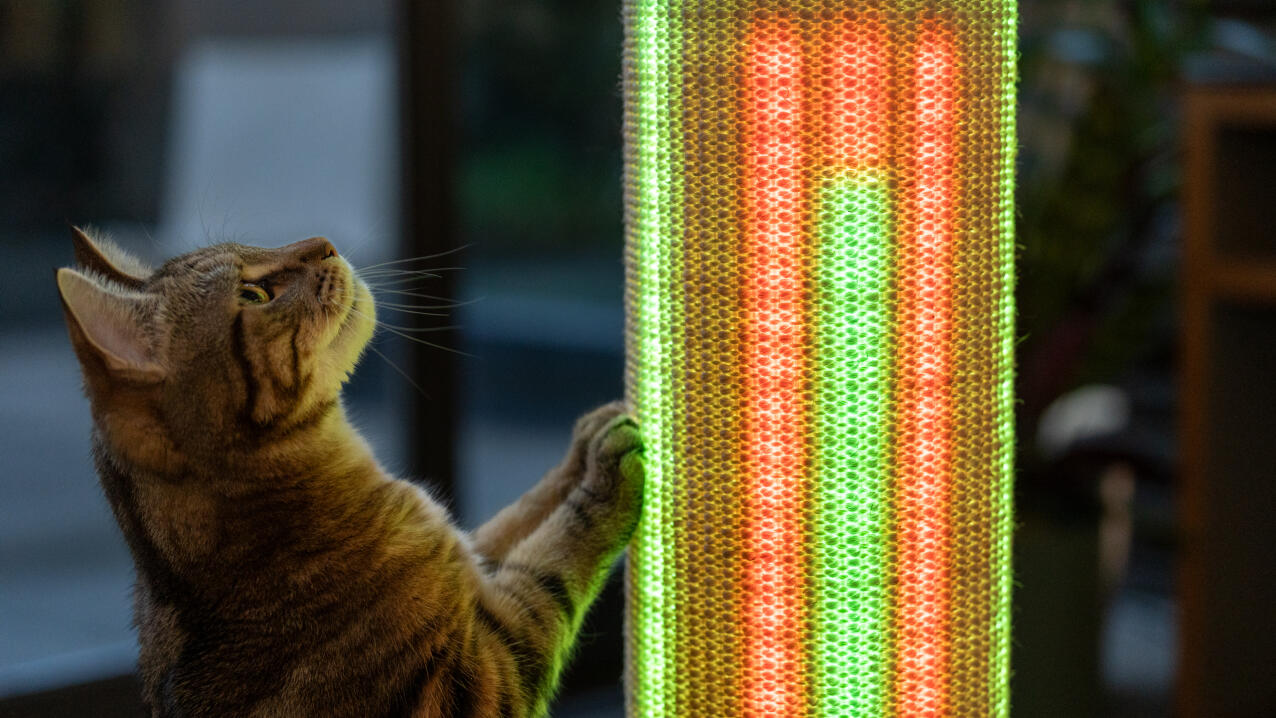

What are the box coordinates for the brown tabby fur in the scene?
[55,227,643,717]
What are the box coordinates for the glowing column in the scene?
[624,2,683,716]
[622,4,1017,717]
[893,24,959,717]
[813,172,892,715]
[811,21,893,718]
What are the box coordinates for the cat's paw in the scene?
[581,413,643,514]
[573,400,629,447]
[562,400,629,474]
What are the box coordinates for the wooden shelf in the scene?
[1207,259,1276,302]
[1179,85,1276,716]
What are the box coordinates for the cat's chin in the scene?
[329,278,376,376]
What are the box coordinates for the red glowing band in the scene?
[824,20,889,169]
[741,19,808,718]
[894,24,958,716]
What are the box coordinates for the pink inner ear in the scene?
[58,269,156,372]
[92,313,152,367]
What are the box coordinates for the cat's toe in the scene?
[590,414,640,469]
[572,400,629,445]
[576,414,643,540]
[585,414,642,496]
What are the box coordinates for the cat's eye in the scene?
[238,283,271,304]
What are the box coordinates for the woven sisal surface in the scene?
[622,2,1016,716]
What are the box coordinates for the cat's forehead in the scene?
[150,243,273,281]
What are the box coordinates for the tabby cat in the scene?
[55,227,643,717]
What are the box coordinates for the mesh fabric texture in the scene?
[622,2,1016,716]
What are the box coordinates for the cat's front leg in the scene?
[470,401,629,563]
[471,413,643,715]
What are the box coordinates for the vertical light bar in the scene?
[623,4,1016,716]
[826,22,889,169]
[813,172,892,716]
[992,4,1019,716]
[741,19,807,718]
[625,2,681,715]
[813,21,892,718]
[895,23,958,716]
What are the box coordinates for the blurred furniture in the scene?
[0,676,143,718]
[400,0,460,501]
[157,38,398,260]
[1180,84,1276,716]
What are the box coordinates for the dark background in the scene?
[3,1,1276,716]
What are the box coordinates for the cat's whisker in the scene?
[363,341,430,399]
[375,306,449,318]
[359,272,442,283]
[366,289,462,302]
[359,277,462,292]
[371,324,473,356]
[361,283,433,294]
[376,321,459,334]
[339,303,473,357]
[359,289,479,315]
[360,276,446,290]
[358,266,444,276]
[354,245,470,272]
[373,297,479,311]
[357,266,465,278]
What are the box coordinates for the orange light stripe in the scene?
[895,24,958,717]
[826,20,889,168]
[741,19,806,718]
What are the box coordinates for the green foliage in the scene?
[1016,0,1211,430]
[459,0,624,253]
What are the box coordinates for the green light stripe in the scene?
[813,173,892,717]
[628,2,682,716]
[992,3,1018,717]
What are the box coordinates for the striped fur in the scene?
[56,230,643,717]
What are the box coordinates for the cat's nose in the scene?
[288,237,338,264]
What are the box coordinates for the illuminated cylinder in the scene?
[622,2,1016,717]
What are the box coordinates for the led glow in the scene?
[813,172,892,716]
[812,21,893,716]
[825,22,889,169]
[622,5,1016,717]
[894,25,958,716]
[626,2,682,716]
[993,5,1019,716]
[741,20,808,718]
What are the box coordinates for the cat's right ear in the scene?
[56,268,164,385]
[70,226,149,290]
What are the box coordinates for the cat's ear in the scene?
[56,268,164,384]
[70,226,150,290]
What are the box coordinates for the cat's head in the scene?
[56,227,376,471]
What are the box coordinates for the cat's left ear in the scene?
[70,226,150,290]
[56,268,165,384]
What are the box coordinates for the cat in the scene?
[55,226,644,718]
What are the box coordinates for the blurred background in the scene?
[1,1,1275,716]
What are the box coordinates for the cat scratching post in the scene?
[621,2,1017,715]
